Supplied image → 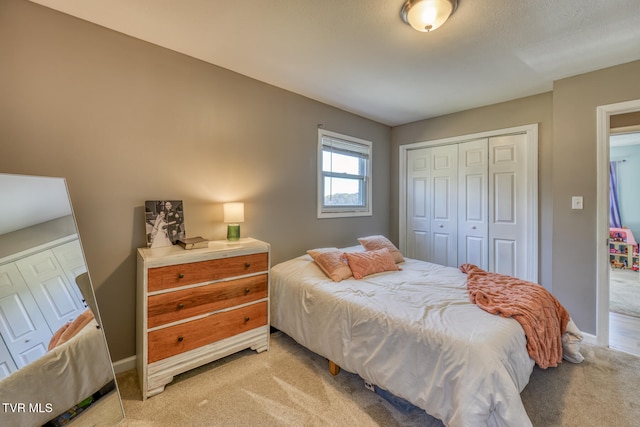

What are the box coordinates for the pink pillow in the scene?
[344,248,400,279]
[307,249,353,282]
[358,235,405,263]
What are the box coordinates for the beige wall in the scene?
[393,61,640,334]
[391,93,554,287]
[551,60,640,333]
[4,0,640,359]
[0,216,77,259]
[611,111,640,129]
[0,0,391,361]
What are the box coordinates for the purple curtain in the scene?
[610,161,622,228]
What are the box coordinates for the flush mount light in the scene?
[401,0,458,32]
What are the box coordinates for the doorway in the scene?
[608,130,640,355]
[596,99,640,356]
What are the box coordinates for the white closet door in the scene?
[15,250,86,333]
[489,134,528,279]
[51,240,87,304]
[406,148,430,261]
[0,263,52,369]
[0,335,17,379]
[458,139,489,269]
[430,145,458,267]
[402,126,537,280]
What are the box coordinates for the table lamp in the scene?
[223,202,244,241]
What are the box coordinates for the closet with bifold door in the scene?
[403,127,537,282]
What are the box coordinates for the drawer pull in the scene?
[177,336,184,342]
[244,316,250,323]
[244,262,251,268]
[177,303,184,310]
[178,273,185,279]
[244,287,251,294]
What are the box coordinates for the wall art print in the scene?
[145,200,185,248]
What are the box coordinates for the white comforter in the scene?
[0,319,115,427]
[270,249,535,427]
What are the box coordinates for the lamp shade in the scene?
[223,202,244,224]
[401,0,457,32]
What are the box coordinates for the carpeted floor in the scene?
[610,268,640,317]
[116,331,640,427]
[117,332,440,427]
[522,343,640,426]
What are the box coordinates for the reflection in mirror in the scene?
[0,174,124,426]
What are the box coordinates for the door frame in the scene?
[595,99,640,346]
[399,124,539,281]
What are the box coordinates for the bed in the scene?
[270,241,580,427]
[0,311,115,427]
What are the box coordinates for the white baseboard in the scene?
[112,355,136,374]
[581,332,597,345]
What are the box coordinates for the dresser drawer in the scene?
[147,252,268,292]
[147,301,267,363]
[147,274,268,328]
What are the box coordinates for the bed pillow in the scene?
[562,318,585,364]
[358,235,405,263]
[307,249,353,282]
[345,248,400,279]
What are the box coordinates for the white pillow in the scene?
[562,318,584,364]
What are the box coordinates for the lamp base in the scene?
[227,224,240,241]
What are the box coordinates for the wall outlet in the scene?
[571,196,583,210]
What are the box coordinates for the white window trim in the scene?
[317,129,372,219]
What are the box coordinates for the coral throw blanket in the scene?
[48,309,95,350]
[460,264,570,369]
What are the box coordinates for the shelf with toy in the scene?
[609,241,636,270]
[609,228,639,271]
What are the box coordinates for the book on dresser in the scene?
[177,236,209,250]
[136,238,270,399]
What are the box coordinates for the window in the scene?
[317,129,372,218]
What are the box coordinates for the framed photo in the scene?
[145,200,185,248]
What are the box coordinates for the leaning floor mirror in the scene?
[0,174,124,426]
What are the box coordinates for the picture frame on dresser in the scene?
[145,200,185,248]
[136,238,270,399]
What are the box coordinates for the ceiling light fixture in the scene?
[401,0,458,32]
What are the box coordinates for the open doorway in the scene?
[597,101,640,357]
[608,129,640,356]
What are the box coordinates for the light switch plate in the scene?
[572,196,583,210]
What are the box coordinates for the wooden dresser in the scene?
[136,238,270,399]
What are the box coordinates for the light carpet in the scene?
[117,332,640,427]
[610,268,640,317]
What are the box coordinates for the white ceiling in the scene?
[0,175,72,236]
[27,0,640,126]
